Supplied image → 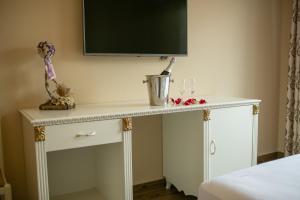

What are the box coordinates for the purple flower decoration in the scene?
[37,41,56,80]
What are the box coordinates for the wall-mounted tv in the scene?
[83,0,188,56]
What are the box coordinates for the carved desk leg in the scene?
[252,105,260,165]
[34,126,50,200]
[122,118,133,200]
[203,110,211,181]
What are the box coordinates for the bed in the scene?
[198,154,300,200]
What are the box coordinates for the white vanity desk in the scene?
[20,96,260,200]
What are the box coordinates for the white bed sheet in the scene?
[198,154,300,200]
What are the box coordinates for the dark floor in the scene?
[134,179,197,200]
[257,152,284,164]
[133,154,284,200]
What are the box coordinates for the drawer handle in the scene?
[76,131,97,137]
[210,140,216,155]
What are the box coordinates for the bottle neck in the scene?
[165,57,176,72]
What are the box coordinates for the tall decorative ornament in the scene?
[37,41,76,110]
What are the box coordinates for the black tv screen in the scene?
[83,0,188,56]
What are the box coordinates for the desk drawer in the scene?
[45,120,122,152]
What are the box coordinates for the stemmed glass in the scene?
[178,78,197,99]
[178,79,187,99]
[190,78,196,96]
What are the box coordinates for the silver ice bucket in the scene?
[143,75,172,106]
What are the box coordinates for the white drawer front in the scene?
[45,120,122,152]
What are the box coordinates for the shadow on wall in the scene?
[0,48,44,106]
[0,47,46,200]
[1,114,27,199]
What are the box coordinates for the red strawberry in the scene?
[184,101,190,105]
[199,99,207,104]
[184,99,192,105]
[175,98,182,105]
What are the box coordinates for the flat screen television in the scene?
[83,0,188,56]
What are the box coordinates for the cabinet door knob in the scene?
[210,140,216,155]
[76,131,97,137]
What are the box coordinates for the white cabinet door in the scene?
[209,105,253,179]
[162,111,204,196]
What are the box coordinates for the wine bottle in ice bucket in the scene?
[160,57,176,75]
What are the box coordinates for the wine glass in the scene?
[189,78,196,96]
[178,79,187,98]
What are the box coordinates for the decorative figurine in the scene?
[37,41,75,110]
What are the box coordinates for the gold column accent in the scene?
[34,126,46,142]
[253,105,260,115]
[203,110,211,121]
[123,118,133,132]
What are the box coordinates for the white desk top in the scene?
[20,96,261,126]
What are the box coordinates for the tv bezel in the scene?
[82,0,188,57]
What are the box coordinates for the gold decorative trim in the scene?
[34,126,46,142]
[123,118,133,132]
[253,105,260,115]
[203,110,211,121]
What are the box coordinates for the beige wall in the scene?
[132,116,162,185]
[278,0,293,152]
[0,0,290,199]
